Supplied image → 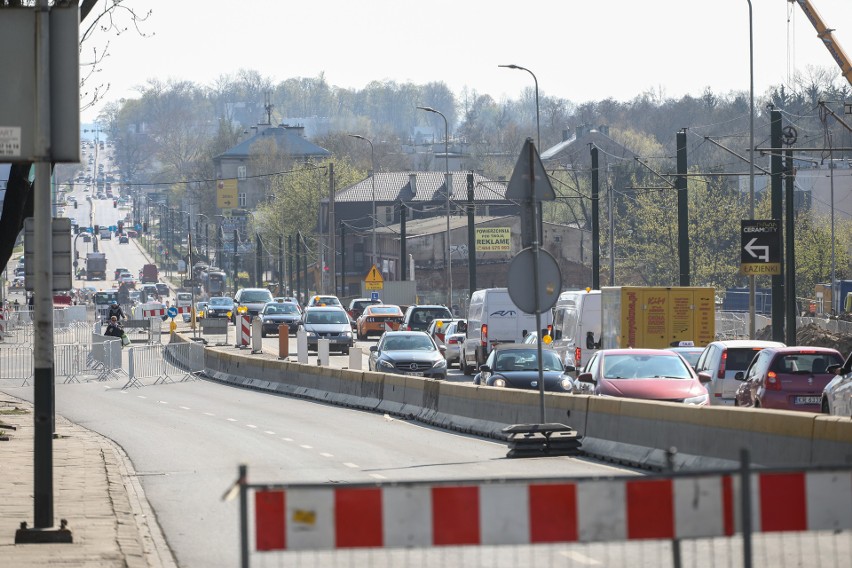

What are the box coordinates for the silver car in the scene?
[694,340,785,405]
[299,306,353,354]
[441,321,466,368]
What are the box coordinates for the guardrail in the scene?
[54,343,89,383]
[123,340,203,389]
[0,345,33,386]
[234,457,852,568]
[88,337,124,381]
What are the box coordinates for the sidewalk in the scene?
[0,395,176,567]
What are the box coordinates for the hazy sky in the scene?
[82,0,852,123]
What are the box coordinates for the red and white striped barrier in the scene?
[143,307,166,318]
[254,470,852,551]
[238,315,251,347]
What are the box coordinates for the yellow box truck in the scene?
[601,286,715,349]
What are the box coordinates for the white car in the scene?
[823,353,852,416]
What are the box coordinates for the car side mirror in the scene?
[369,345,377,353]
[479,365,491,374]
[439,345,446,355]
[697,371,712,384]
[563,364,576,374]
[586,332,596,350]
[734,371,745,381]
[553,329,562,340]
[827,364,841,375]
[457,321,467,333]
[577,372,594,384]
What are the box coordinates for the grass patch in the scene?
[0,407,30,416]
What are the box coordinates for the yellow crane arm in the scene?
[792,0,852,87]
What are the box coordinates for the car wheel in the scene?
[341,347,350,355]
[462,353,475,376]
[261,330,266,338]
[821,398,830,415]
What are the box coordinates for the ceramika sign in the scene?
[475,227,511,252]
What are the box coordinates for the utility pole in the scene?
[328,163,336,295]
[295,231,301,305]
[339,222,346,297]
[287,235,293,296]
[466,173,477,294]
[278,235,283,295]
[591,145,600,289]
[785,149,797,346]
[233,229,239,296]
[770,108,785,343]
[255,232,261,288]
[399,202,407,281]
[676,129,689,286]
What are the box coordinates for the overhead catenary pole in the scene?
[32,0,56,531]
[747,0,756,339]
[399,202,407,281]
[339,222,346,297]
[676,129,690,286]
[328,163,336,294]
[233,229,238,297]
[467,173,477,295]
[278,236,283,295]
[770,108,785,343]
[785,150,797,346]
[591,145,600,289]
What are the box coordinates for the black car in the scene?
[474,344,574,393]
[259,302,301,336]
[206,296,235,319]
[368,331,447,380]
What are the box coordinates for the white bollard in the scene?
[317,338,330,366]
[348,346,363,370]
[251,317,262,353]
[296,329,308,364]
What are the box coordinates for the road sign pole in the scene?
[528,142,546,423]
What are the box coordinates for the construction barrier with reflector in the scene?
[234,459,852,567]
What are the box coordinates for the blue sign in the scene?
[167,307,178,318]
[370,291,379,301]
[135,223,142,231]
[109,225,117,232]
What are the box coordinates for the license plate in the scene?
[794,396,820,405]
[404,371,421,376]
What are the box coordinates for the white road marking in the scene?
[264,430,275,435]
[203,412,215,416]
[137,396,146,399]
[300,444,313,449]
[343,462,359,469]
[319,452,334,458]
[179,406,191,410]
[246,424,257,429]
[226,418,237,422]
[559,551,601,565]
[158,400,168,404]
[281,437,293,442]
[369,473,386,480]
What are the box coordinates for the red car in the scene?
[734,346,843,411]
[577,348,710,405]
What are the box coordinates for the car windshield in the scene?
[240,291,273,303]
[311,296,340,305]
[494,350,562,372]
[209,297,233,306]
[370,307,400,315]
[94,292,118,304]
[602,354,692,379]
[264,304,299,314]
[381,335,436,351]
[305,311,349,324]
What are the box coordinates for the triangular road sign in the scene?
[506,138,555,201]
[365,265,384,283]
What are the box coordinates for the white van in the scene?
[460,288,553,375]
[550,289,601,372]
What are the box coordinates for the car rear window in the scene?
[770,352,842,374]
[370,307,400,315]
[725,348,763,370]
[241,291,273,303]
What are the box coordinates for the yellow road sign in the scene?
[365,281,383,291]
[365,265,383,284]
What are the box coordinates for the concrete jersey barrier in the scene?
[172,334,852,470]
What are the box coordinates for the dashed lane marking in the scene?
[343,462,359,469]
[319,453,334,458]
[300,444,313,449]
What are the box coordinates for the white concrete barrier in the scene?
[251,317,262,354]
[348,346,362,370]
[296,330,308,364]
[317,338,330,366]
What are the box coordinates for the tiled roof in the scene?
[216,126,331,160]
[541,129,637,162]
[331,171,507,204]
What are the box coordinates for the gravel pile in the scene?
[755,323,852,355]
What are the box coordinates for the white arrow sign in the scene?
[744,237,769,262]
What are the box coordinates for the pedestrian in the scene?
[105,316,124,338]
[108,302,126,321]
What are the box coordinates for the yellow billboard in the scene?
[475,227,511,252]
[217,179,238,209]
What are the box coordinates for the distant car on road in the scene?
[368,331,447,380]
[577,348,711,405]
[205,296,234,320]
[298,306,353,354]
[259,301,301,336]
[306,295,342,308]
[118,235,129,244]
[694,340,786,405]
[823,351,852,416]
[356,304,404,340]
[734,346,843,412]
[474,344,574,393]
[347,297,382,322]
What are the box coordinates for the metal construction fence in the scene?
[123,341,204,389]
[201,318,229,346]
[88,336,124,381]
[0,345,33,386]
[233,457,852,568]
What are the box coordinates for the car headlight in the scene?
[378,359,395,370]
[684,393,708,405]
[305,331,317,338]
[342,331,353,338]
[560,377,574,391]
[492,377,506,387]
[432,358,447,368]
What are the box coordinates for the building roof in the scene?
[215,125,330,161]
[375,215,567,238]
[541,128,637,163]
[330,171,507,204]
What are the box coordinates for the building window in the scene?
[238,193,247,208]
[377,205,394,225]
[237,165,247,180]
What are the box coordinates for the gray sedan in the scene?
[368,331,447,380]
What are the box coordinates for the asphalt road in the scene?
[2,378,638,567]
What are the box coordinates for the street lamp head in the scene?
[498,64,521,70]
[417,105,438,114]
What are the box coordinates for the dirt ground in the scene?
[756,322,852,356]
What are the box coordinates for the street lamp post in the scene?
[197,213,210,264]
[499,64,540,150]
[747,0,756,339]
[417,106,453,311]
[347,134,377,271]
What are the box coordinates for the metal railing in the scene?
[0,345,34,386]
